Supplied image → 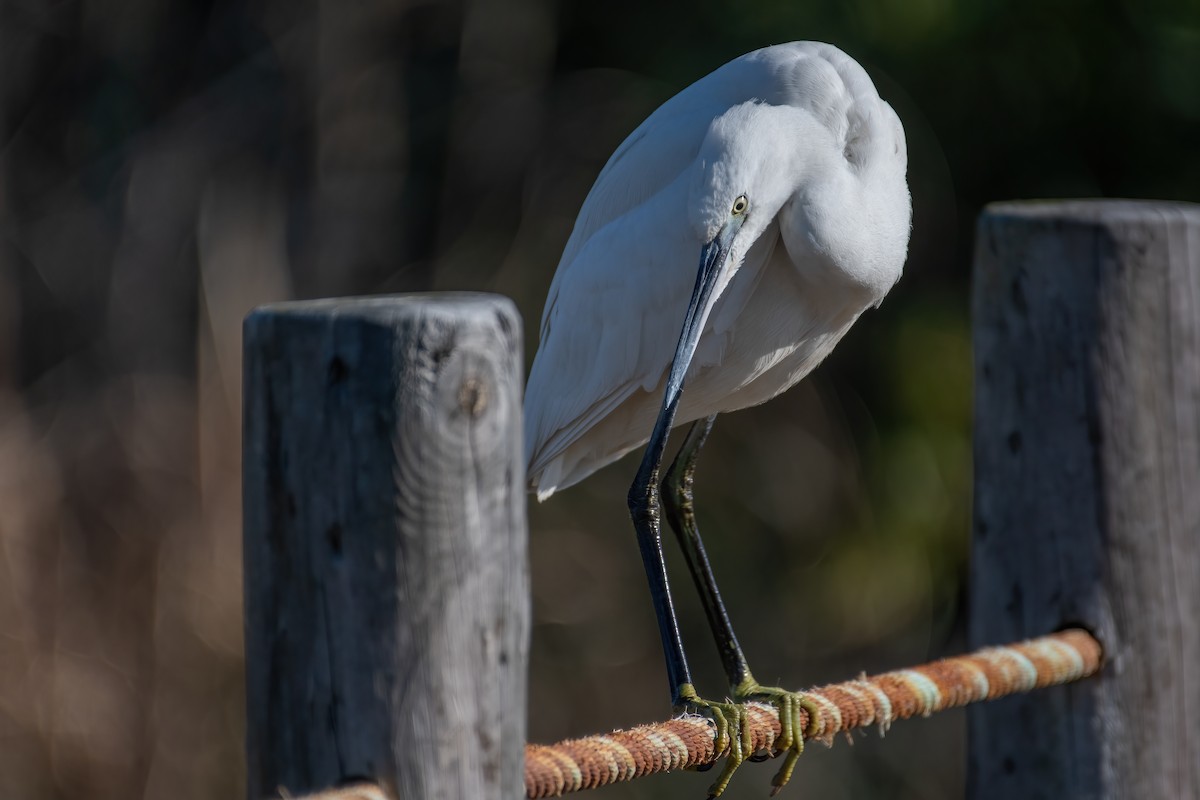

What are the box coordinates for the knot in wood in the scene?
[458,377,489,417]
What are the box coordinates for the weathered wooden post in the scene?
[243,294,529,799]
[970,201,1200,797]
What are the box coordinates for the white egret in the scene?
[524,42,911,796]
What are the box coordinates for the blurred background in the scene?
[1,0,1197,798]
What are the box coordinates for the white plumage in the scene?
[525,42,912,500]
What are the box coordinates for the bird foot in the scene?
[675,683,754,798]
[733,678,822,796]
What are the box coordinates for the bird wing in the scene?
[541,104,723,342]
[524,194,781,497]
[525,184,697,491]
[525,69,756,492]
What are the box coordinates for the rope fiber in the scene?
[524,629,1102,797]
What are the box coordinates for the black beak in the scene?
[661,236,728,415]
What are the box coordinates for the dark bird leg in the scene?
[660,415,749,683]
[628,404,750,798]
[626,404,693,705]
[661,414,822,796]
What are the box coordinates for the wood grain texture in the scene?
[243,294,528,800]
[969,201,1200,798]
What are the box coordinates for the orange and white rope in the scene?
[524,629,1102,797]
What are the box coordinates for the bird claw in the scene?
[676,679,820,796]
[733,679,821,794]
[675,683,753,798]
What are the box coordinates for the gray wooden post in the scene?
[243,294,528,800]
[969,201,1200,798]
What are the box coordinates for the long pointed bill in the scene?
[633,218,741,485]
[662,236,729,414]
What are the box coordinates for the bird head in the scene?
[662,103,816,412]
[687,102,815,282]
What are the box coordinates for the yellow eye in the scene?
[731,195,748,215]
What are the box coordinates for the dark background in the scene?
[1,0,1196,798]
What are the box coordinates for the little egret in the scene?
[524,42,911,796]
